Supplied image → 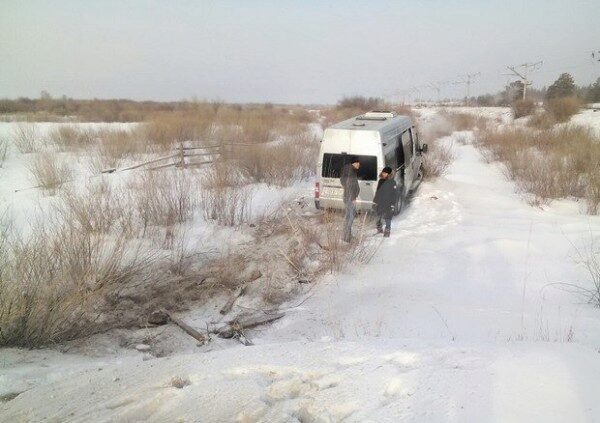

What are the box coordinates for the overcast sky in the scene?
[1,0,599,104]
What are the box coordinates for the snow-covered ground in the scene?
[2,108,600,422]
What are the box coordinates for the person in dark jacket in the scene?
[373,166,397,237]
[340,156,360,242]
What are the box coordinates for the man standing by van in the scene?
[373,166,397,237]
[341,156,360,242]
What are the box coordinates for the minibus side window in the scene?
[395,137,405,168]
[385,149,397,169]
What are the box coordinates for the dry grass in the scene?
[512,99,536,119]
[0,179,208,347]
[527,111,556,130]
[422,143,455,179]
[50,126,97,150]
[199,182,252,227]
[0,218,157,347]
[477,126,600,212]
[0,136,8,167]
[143,110,214,148]
[27,154,71,193]
[57,181,137,236]
[439,110,489,132]
[544,97,582,123]
[12,122,39,153]
[321,107,364,129]
[225,130,319,185]
[89,128,145,171]
[130,170,195,231]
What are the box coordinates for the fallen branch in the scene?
[220,283,248,315]
[167,313,206,344]
[216,312,285,339]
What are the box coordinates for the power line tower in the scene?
[428,81,449,103]
[454,73,480,105]
[504,61,543,100]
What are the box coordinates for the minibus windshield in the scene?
[321,154,378,181]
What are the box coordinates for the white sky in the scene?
[1,0,599,104]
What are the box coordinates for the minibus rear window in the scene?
[321,154,378,181]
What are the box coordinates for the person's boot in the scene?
[383,228,390,238]
[376,226,383,234]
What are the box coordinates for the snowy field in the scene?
[2,107,600,422]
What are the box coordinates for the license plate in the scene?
[322,186,343,198]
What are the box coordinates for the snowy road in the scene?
[2,121,600,422]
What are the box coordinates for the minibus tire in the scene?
[394,191,404,216]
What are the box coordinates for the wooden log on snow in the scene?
[220,284,248,315]
[216,312,285,339]
[219,271,262,315]
[167,313,206,344]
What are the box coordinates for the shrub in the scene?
[199,166,251,226]
[511,99,536,118]
[336,96,383,110]
[27,154,71,193]
[50,125,96,150]
[219,128,318,186]
[0,136,7,166]
[0,219,156,347]
[527,111,555,130]
[57,181,137,236]
[438,110,488,132]
[130,170,195,231]
[544,97,581,123]
[422,143,455,179]
[12,122,39,153]
[91,128,144,171]
[477,126,600,211]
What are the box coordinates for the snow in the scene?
[570,107,600,135]
[2,109,600,421]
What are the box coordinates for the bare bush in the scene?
[527,111,555,130]
[199,165,251,226]
[0,219,157,347]
[199,182,251,226]
[337,96,383,110]
[57,181,137,236]
[143,109,214,148]
[321,107,364,129]
[0,136,8,166]
[130,170,195,231]
[439,110,488,132]
[90,128,144,171]
[12,122,39,153]
[423,143,455,179]
[511,99,536,118]
[50,126,96,150]
[27,154,71,193]
[477,126,600,211]
[227,130,318,185]
[544,97,581,123]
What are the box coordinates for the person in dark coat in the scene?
[373,166,397,237]
[340,156,360,242]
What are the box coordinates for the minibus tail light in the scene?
[314,182,320,199]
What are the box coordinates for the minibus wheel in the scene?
[394,190,404,216]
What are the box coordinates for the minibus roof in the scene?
[328,113,412,133]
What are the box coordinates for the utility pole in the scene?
[454,73,480,105]
[428,82,448,103]
[504,61,543,100]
